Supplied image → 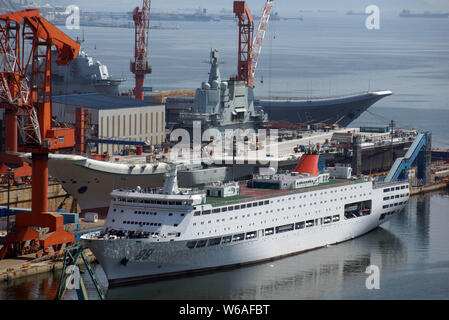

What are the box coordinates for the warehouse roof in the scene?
[52,93,162,110]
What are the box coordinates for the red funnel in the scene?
[294,154,320,175]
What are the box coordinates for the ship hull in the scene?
[84,210,397,287]
[83,177,409,286]
[258,91,392,127]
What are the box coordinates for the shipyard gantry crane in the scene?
[233,0,274,88]
[0,9,80,259]
[130,0,152,101]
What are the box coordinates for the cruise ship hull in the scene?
[85,210,397,286]
[257,91,392,127]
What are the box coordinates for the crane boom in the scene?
[131,0,152,101]
[250,0,274,80]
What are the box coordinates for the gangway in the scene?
[384,132,430,183]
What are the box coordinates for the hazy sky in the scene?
[47,0,449,14]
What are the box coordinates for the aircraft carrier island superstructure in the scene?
[176,49,267,136]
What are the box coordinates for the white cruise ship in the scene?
[82,154,410,286]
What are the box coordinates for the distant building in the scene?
[52,93,165,155]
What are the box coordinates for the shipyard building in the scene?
[52,93,165,155]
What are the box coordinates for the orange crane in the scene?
[233,0,274,88]
[130,0,152,101]
[0,9,80,259]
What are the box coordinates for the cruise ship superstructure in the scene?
[82,154,410,286]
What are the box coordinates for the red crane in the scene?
[130,0,152,101]
[0,9,80,259]
[233,0,274,88]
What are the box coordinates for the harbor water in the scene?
[0,12,448,299]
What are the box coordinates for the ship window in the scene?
[264,200,269,205]
[306,220,314,227]
[232,234,245,242]
[222,207,227,212]
[324,216,332,224]
[194,211,201,216]
[222,236,232,244]
[186,241,197,249]
[295,221,305,229]
[384,197,390,200]
[252,202,258,207]
[246,231,257,239]
[332,215,340,222]
[240,204,246,209]
[384,188,390,193]
[276,224,294,233]
[247,203,252,208]
[212,209,220,213]
[259,201,264,206]
[202,210,211,215]
[228,207,234,211]
[264,227,274,235]
[169,213,173,216]
[379,213,386,220]
[208,238,221,246]
[196,240,207,248]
